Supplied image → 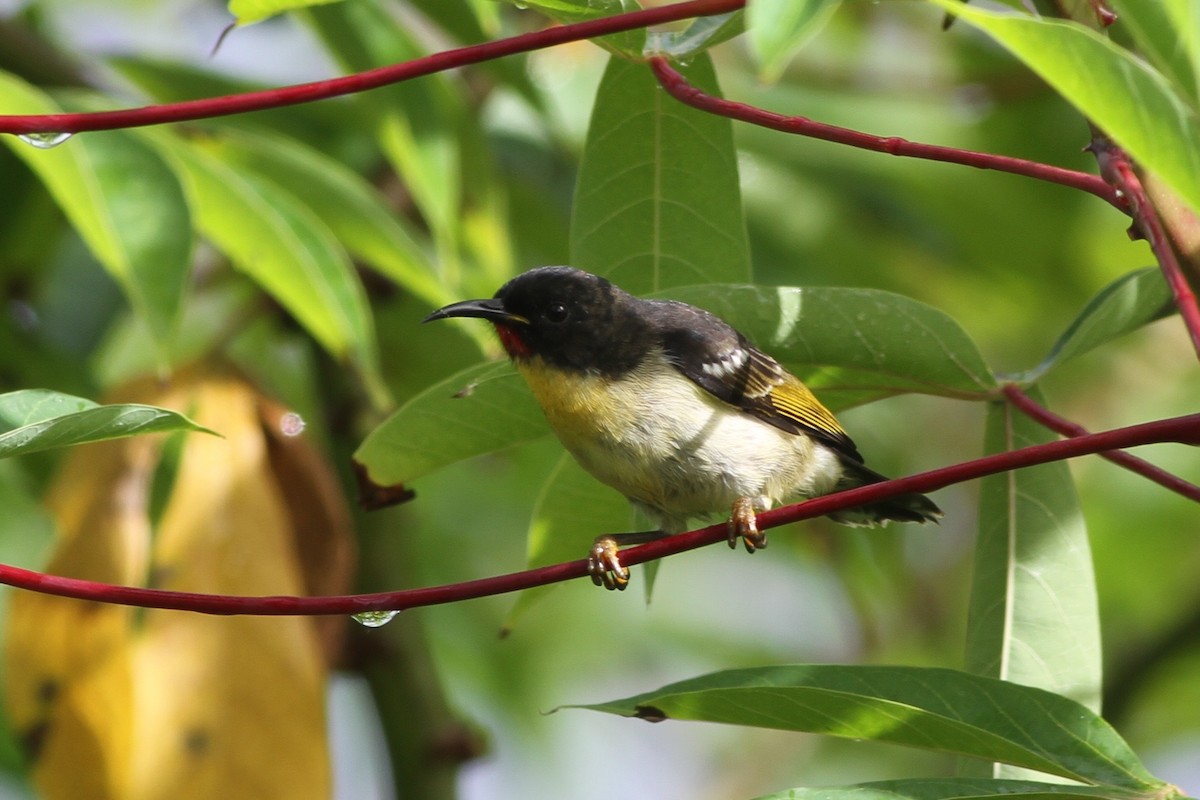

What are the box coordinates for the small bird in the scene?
[424,267,942,590]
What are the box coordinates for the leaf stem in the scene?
[1089,137,1200,360]
[0,0,746,135]
[0,412,1195,616]
[1003,384,1200,502]
[647,56,1125,210]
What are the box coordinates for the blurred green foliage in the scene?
[0,0,1197,798]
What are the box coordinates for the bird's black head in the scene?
[423,267,649,376]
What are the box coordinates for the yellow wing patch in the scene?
[766,373,847,440]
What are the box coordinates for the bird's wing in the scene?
[653,301,863,463]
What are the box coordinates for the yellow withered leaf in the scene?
[5,372,354,799]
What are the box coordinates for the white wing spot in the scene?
[702,347,749,378]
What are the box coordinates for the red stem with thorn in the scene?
[1,413,1195,615]
[0,0,745,135]
[647,57,1124,210]
[0,0,1194,621]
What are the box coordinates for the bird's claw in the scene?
[588,536,630,591]
[729,497,768,553]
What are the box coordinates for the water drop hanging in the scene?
[279,412,306,437]
[352,610,399,628]
[17,132,73,149]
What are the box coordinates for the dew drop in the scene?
[352,610,399,628]
[643,31,667,57]
[279,411,305,437]
[18,132,73,149]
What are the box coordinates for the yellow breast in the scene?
[515,359,635,450]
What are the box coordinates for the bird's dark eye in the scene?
[544,302,569,324]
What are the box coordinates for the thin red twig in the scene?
[0,413,1195,616]
[1090,140,1200,360]
[1004,385,1200,502]
[0,0,745,135]
[648,57,1125,211]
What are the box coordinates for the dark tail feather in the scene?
[827,460,943,528]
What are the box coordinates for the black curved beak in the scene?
[422,298,529,325]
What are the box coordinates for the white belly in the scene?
[517,356,845,532]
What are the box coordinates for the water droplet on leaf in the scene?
[18,132,73,149]
[352,610,399,628]
[279,412,305,437]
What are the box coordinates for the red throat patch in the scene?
[493,323,532,359]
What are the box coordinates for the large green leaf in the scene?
[1162,0,1200,99]
[353,362,548,487]
[570,55,751,294]
[964,391,1100,780]
[0,73,192,366]
[161,137,386,405]
[503,453,636,627]
[932,2,1200,215]
[747,0,840,82]
[1023,268,1174,382]
[757,778,1161,800]
[229,0,344,25]
[210,129,447,308]
[509,0,646,58]
[1108,0,1199,102]
[306,2,469,286]
[525,455,631,570]
[106,57,349,150]
[0,390,212,458]
[667,284,996,402]
[576,665,1162,791]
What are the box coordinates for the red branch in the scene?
[0,0,745,135]
[1090,141,1200,360]
[1,413,1195,616]
[648,57,1124,211]
[1004,385,1200,502]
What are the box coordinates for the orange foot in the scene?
[728,497,768,553]
[588,536,630,591]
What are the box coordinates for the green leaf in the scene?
[0,73,192,366]
[570,55,751,294]
[965,391,1100,781]
[575,665,1161,791]
[93,278,260,391]
[1024,268,1174,381]
[510,0,646,58]
[306,2,466,283]
[1108,0,1199,102]
[1162,0,1200,99]
[503,454,635,628]
[931,2,1200,215]
[353,362,548,487]
[405,0,543,111]
[665,284,996,402]
[160,136,386,405]
[106,56,349,149]
[756,777,1157,800]
[525,455,630,570]
[0,390,212,458]
[210,129,448,308]
[229,0,344,25]
[747,0,840,82]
